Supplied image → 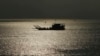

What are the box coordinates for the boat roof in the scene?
[53,23,65,25]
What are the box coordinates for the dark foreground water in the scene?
[0,19,100,56]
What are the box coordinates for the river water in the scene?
[0,19,100,56]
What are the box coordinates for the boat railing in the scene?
[34,25,41,28]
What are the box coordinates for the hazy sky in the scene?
[0,0,100,19]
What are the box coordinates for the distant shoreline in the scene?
[0,18,70,22]
[0,19,36,22]
[0,19,100,23]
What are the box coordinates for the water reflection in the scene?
[0,19,100,56]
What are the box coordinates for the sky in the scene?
[0,0,100,19]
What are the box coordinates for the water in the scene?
[0,19,100,56]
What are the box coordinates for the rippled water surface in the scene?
[0,19,100,56]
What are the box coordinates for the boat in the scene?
[34,23,65,30]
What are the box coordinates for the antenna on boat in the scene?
[55,19,57,23]
[45,20,46,24]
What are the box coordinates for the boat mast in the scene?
[45,20,46,24]
[55,19,56,23]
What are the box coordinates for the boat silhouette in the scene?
[34,23,65,30]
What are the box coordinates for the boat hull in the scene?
[36,28,65,30]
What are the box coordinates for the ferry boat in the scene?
[34,23,65,30]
